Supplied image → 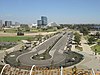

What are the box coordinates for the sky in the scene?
[0,0,100,24]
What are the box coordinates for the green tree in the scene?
[36,34,42,43]
[17,27,21,32]
[95,49,97,55]
[96,32,100,39]
[88,36,95,44]
[74,33,81,45]
[80,27,89,35]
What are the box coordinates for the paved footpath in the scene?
[70,36,100,71]
[80,36,94,54]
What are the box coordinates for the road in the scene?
[17,32,70,67]
[0,42,24,65]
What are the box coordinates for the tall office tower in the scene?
[5,21,12,27]
[37,20,42,27]
[0,20,3,27]
[41,16,48,26]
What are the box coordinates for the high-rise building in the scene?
[0,20,3,27]
[37,16,48,27]
[5,21,12,27]
[41,16,47,26]
[37,20,42,26]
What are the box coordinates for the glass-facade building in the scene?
[5,21,12,27]
[41,16,47,26]
[37,16,48,27]
[37,20,42,26]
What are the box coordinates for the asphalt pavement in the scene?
[17,32,70,67]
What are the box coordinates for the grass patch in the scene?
[46,29,57,32]
[84,35,90,40]
[97,39,100,42]
[4,28,17,33]
[31,28,40,33]
[75,46,83,51]
[0,36,34,42]
[31,28,57,32]
[91,45,100,54]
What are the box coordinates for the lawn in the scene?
[0,36,34,42]
[31,28,40,33]
[31,27,58,32]
[97,39,100,42]
[84,35,90,41]
[91,45,100,54]
[4,28,17,33]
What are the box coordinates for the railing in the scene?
[1,64,100,75]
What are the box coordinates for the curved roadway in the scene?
[17,32,69,67]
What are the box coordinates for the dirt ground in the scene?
[0,32,56,37]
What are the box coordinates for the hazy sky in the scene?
[0,0,100,24]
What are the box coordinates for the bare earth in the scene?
[0,32,56,37]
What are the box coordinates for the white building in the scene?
[31,23,37,27]
[47,22,60,27]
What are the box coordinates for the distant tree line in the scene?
[60,24,100,31]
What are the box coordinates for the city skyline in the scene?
[0,0,100,24]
